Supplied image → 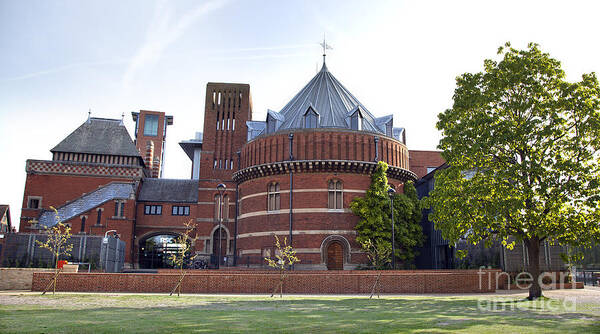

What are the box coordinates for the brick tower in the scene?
[198,83,252,179]
[132,110,173,178]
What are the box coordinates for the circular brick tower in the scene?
[234,62,416,269]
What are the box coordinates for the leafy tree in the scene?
[351,161,424,268]
[265,235,300,298]
[36,207,74,295]
[426,42,600,299]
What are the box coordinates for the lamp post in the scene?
[388,188,396,270]
[216,183,226,269]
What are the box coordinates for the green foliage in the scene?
[425,42,600,297]
[359,239,391,270]
[351,161,424,268]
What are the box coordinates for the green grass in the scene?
[0,294,598,333]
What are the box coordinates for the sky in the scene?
[1,0,599,229]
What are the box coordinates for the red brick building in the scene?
[19,61,444,269]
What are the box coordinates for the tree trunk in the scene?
[526,238,543,300]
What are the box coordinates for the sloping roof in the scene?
[274,62,384,133]
[138,178,199,203]
[37,183,135,228]
[51,117,141,157]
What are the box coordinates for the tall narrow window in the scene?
[328,180,343,209]
[144,115,159,136]
[304,107,318,128]
[267,183,280,211]
[223,195,230,220]
[80,217,86,233]
[96,209,102,225]
[214,195,222,220]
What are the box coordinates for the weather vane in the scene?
[320,35,332,63]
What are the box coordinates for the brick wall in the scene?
[241,130,409,170]
[408,150,445,179]
[31,269,499,293]
[1,268,55,290]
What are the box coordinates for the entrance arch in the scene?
[320,235,351,270]
[138,232,188,269]
[212,227,228,266]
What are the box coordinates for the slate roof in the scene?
[37,183,135,228]
[51,117,141,157]
[273,62,383,133]
[138,178,199,203]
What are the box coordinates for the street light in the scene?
[388,188,396,270]
[216,183,226,269]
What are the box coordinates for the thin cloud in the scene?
[122,0,228,90]
[0,59,126,82]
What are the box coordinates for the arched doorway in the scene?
[327,241,344,270]
[212,227,228,266]
[138,233,188,269]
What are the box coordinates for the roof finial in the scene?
[87,108,92,123]
[319,34,332,65]
[120,112,125,125]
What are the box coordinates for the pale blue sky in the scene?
[1,0,599,228]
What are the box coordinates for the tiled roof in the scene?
[138,178,199,203]
[38,183,135,227]
[51,118,141,157]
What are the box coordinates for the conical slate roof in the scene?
[51,118,141,157]
[275,62,383,133]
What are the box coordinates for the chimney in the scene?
[152,156,160,178]
[145,141,154,175]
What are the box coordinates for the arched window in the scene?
[304,107,318,128]
[267,183,280,211]
[328,180,343,209]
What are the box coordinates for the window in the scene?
[80,217,86,233]
[214,195,221,220]
[96,209,103,226]
[115,201,126,217]
[328,180,343,209]
[144,115,159,136]
[267,115,276,133]
[304,108,318,128]
[172,206,190,216]
[267,183,280,211]
[350,112,362,130]
[27,196,42,209]
[223,195,229,220]
[426,167,437,174]
[144,204,162,215]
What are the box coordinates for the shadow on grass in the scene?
[0,297,599,333]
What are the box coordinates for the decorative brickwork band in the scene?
[26,160,143,179]
[233,159,417,183]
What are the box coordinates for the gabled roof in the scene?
[274,62,384,133]
[51,117,141,157]
[138,178,199,203]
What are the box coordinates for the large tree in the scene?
[351,161,424,268]
[427,43,600,299]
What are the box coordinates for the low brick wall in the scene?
[31,270,500,294]
[1,268,55,290]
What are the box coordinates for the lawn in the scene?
[0,293,598,333]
